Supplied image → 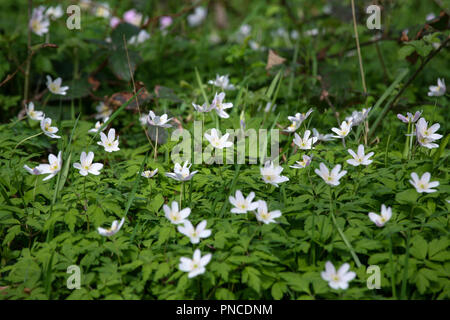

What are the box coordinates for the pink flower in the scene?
[123,9,143,27]
[160,16,173,29]
[110,16,120,28]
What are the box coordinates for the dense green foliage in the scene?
[0,0,449,300]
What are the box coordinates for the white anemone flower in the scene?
[284,121,301,133]
[163,201,190,225]
[141,169,158,178]
[312,128,334,142]
[179,249,212,278]
[331,120,352,139]
[46,75,69,95]
[45,6,63,20]
[229,190,259,214]
[26,102,44,121]
[290,155,312,169]
[165,161,198,182]
[94,2,111,18]
[211,92,233,119]
[345,108,371,126]
[415,118,443,149]
[260,161,289,187]
[288,108,314,125]
[73,151,103,176]
[204,128,233,149]
[40,117,61,139]
[24,164,43,175]
[397,111,422,124]
[428,78,446,97]
[98,128,120,152]
[187,7,207,27]
[347,144,374,166]
[147,110,172,128]
[98,217,125,237]
[29,6,49,36]
[177,220,211,244]
[38,151,62,181]
[293,130,317,150]
[129,30,151,45]
[315,163,347,186]
[88,117,108,133]
[255,200,282,224]
[95,102,112,121]
[409,172,439,193]
[192,102,213,113]
[368,204,392,227]
[208,74,235,91]
[321,261,356,290]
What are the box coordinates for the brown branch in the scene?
[368,35,450,138]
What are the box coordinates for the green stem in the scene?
[329,187,362,268]
[154,126,159,161]
[389,234,397,299]
[14,132,43,150]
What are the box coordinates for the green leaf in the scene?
[395,189,419,204]
[271,282,287,300]
[410,236,428,260]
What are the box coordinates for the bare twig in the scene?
[369,35,450,138]
[351,0,367,94]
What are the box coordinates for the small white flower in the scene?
[98,217,125,237]
[208,74,235,91]
[38,151,62,181]
[88,117,108,133]
[40,117,61,139]
[255,200,282,224]
[165,161,198,182]
[97,128,120,152]
[284,120,301,133]
[211,92,233,119]
[177,220,211,244]
[312,128,333,142]
[368,204,392,227]
[187,7,207,27]
[45,5,63,20]
[315,163,347,186]
[94,2,111,18]
[179,249,212,278]
[95,102,112,121]
[345,108,371,126]
[331,120,352,139]
[141,169,158,178]
[239,24,252,37]
[321,261,356,290]
[288,108,314,125]
[163,201,190,225]
[29,6,49,36]
[229,190,259,214]
[73,151,103,176]
[290,155,312,169]
[260,161,289,187]
[415,118,443,149]
[129,30,151,45]
[23,164,43,175]
[397,111,422,124]
[409,172,439,193]
[192,102,213,113]
[293,130,317,150]
[147,110,172,128]
[428,78,446,97]
[46,76,69,95]
[305,28,319,36]
[347,144,374,166]
[26,102,44,121]
[204,128,233,149]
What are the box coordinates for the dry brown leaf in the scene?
[266,50,286,71]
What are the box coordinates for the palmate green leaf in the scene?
[242,266,261,294]
[395,189,419,204]
[271,282,287,299]
[410,236,428,260]
[215,288,235,300]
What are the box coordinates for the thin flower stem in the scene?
[14,132,43,150]
[111,236,122,266]
[83,175,89,232]
[351,0,367,94]
[389,234,397,299]
[432,98,437,123]
[329,186,362,268]
[154,126,159,160]
[179,181,184,207]
[403,121,411,159]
